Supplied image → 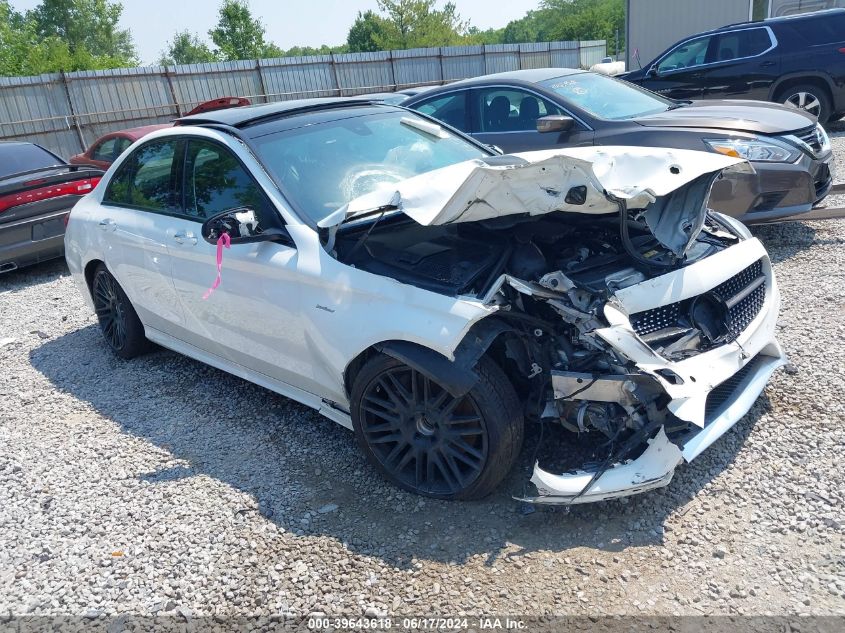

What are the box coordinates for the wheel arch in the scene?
[83,258,105,298]
[769,73,835,103]
[343,317,521,402]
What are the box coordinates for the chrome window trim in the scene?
[650,26,778,76]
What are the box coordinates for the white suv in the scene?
[65,99,786,504]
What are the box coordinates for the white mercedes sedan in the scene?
[65,99,786,504]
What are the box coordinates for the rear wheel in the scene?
[351,354,523,500]
[91,264,150,359]
[778,84,832,124]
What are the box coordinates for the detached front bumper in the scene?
[708,151,834,224]
[523,237,787,505]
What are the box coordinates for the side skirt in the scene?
[144,327,353,430]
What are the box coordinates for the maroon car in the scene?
[70,97,251,170]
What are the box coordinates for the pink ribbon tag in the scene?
[202,232,231,300]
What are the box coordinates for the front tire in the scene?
[351,354,524,500]
[91,264,150,359]
[778,84,832,124]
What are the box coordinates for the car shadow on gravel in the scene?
[0,258,68,290]
[31,324,770,568]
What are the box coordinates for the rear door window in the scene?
[713,28,773,62]
[103,138,184,214]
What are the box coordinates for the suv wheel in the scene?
[91,264,151,359]
[779,84,832,124]
[351,354,523,500]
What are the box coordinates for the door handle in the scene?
[760,61,776,68]
[173,230,197,245]
[98,218,116,231]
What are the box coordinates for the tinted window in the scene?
[656,36,712,72]
[103,157,134,205]
[714,28,772,61]
[184,140,268,220]
[103,139,183,213]
[251,111,486,224]
[0,143,61,178]
[790,14,845,44]
[541,73,672,120]
[477,88,561,132]
[413,92,468,130]
[91,138,117,162]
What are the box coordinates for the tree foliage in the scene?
[209,0,282,61]
[0,0,136,75]
[159,31,218,66]
[502,0,624,48]
[2,0,624,77]
[347,0,469,52]
[29,0,136,60]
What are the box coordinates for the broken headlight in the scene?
[704,137,800,163]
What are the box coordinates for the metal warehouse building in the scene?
[626,0,845,70]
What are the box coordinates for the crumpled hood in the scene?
[327,146,752,257]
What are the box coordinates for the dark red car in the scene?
[70,97,251,169]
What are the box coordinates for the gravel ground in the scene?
[1,124,844,620]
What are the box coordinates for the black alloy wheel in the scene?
[91,264,150,359]
[93,269,127,351]
[352,355,524,500]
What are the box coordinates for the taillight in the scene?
[0,177,101,214]
[839,47,845,54]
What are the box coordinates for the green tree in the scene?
[28,0,136,62]
[209,0,282,61]
[159,31,218,65]
[376,0,469,49]
[1,0,133,75]
[347,10,391,53]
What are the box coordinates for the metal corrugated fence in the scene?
[0,40,606,159]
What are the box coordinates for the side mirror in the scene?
[601,56,613,64]
[536,115,575,134]
[646,66,659,78]
[201,207,289,245]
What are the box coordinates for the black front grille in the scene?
[795,126,822,155]
[630,259,766,349]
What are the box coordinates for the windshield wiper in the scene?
[343,204,398,261]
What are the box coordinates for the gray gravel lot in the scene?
[1,123,844,619]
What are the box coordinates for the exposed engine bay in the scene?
[325,147,786,504]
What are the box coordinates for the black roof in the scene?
[175,97,393,129]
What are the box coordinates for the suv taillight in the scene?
[0,177,101,214]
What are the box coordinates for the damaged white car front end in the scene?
[331,146,786,504]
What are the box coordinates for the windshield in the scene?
[250,110,486,224]
[541,73,673,120]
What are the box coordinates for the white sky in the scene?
[10,0,541,65]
